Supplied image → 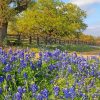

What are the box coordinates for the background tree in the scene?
[8,0,87,46]
[0,0,34,43]
[60,3,87,38]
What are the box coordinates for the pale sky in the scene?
[62,0,100,36]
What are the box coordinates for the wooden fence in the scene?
[6,34,97,46]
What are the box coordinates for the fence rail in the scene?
[6,34,98,46]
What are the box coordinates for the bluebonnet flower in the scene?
[37,59,42,68]
[22,87,26,93]
[62,62,67,69]
[48,64,56,71]
[72,52,77,58]
[39,52,42,57]
[30,62,35,70]
[62,57,67,61]
[32,93,36,98]
[67,65,72,73]
[92,93,100,99]
[50,80,54,84]
[30,84,38,93]
[78,64,83,72]
[68,57,73,63]
[52,55,58,60]
[55,75,59,80]
[61,52,66,57]
[6,74,12,81]
[81,76,87,81]
[44,57,50,63]
[59,56,63,61]
[84,63,89,69]
[17,86,23,94]
[47,52,52,57]
[82,94,88,100]
[1,57,7,64]
[0,87,3,94]
[20,60,27,68]
[53,49,61,57]
[53,86,60,96]
[36,93,43,100]
[0,48,3,54]
[90,70,95,76]
[40,89,49,99]
[69,87,76,98]
[23,72,28,79]
[43,54,48,61]
[78,81,84,87]
[78,90,83,97]
[55,62,61,68]
[25,54,30,61]
[84,69,90,75]
[19,51,24,59]
[14,92,22,100]
[63,87,76,99]
[3,64,12,72]
[0,76,4,83]
[8,49,13,54]
[88,79,95,88]
[91,56,97,60]
[10,55,16,62]
[18,68,21,73]
[30,52,35,57]
[90,64,95,70]
[63,88,71,98]
[97,72,100,78]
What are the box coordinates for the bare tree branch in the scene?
[13,0,31,13]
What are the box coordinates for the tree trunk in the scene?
[0,22,8,44]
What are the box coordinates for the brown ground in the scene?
[79,50,100,55]
[77,50,100,58]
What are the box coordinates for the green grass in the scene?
[43,44,100,52]
[4,41,100,52]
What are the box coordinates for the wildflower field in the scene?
[0,47,100,100]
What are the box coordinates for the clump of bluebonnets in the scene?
[0,47,100,100]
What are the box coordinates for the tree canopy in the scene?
[8,0,87,38]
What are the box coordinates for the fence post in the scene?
[37,35,39,46]
[58,39,61,45]
[55,38,57,44]
[18,34,21,43]
[18,34,20,40]
[45,35,48,45]
[29,36,32,45]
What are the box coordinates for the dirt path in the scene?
[79,50,100,55]
[77,50,100,58]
